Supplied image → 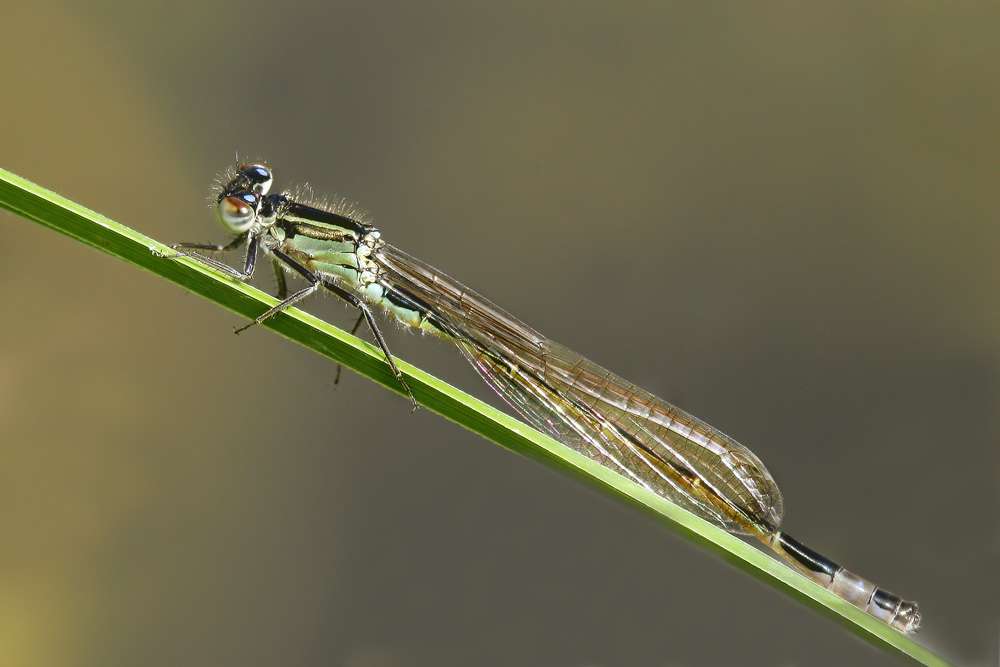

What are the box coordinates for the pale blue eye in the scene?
[217,193,257,233]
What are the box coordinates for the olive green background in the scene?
[1,2,997,666]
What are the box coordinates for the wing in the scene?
[374,244,783,536]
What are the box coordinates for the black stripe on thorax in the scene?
[280,200,370,237]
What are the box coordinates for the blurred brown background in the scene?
[1,2,997,666]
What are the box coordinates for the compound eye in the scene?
[241,163,273,195]
[218,193,258,233]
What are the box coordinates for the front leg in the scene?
[168,233,247,255]
[167,235,259,281]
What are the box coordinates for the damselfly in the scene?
[165,162,921,632]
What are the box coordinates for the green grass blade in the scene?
[0,166,949,666]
